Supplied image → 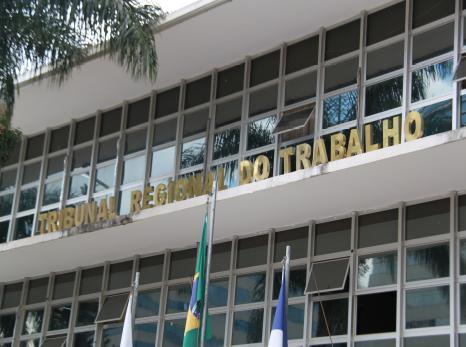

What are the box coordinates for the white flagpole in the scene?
[200,174,218,347]
[121,272,139,347]
[285,246,290,321]
[131,272,140,330]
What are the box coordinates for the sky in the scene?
[144,0,199,13]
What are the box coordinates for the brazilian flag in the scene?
[183,214,210,347]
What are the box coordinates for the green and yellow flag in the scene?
[183,214,208,347]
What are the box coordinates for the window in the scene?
[236,234,268,268]
[180,138,205,169]
[211,242,231,273]
[358,209,398,248]
[95,293,129,323]
[169,248,196,280]
[14,215,34,240]
[405,335,450,347]
[213,128,240,159]
[460,195,466,231]
[247,116,276,150]
[127,98,150,128]
[27,278,48,304]
[235,273,266,304]
[74,117,95,145]
[286,36,319,74]
[136,289,161,318]
[163,319,185,347]
[79,267,103,295]
[270,304,305,340]
[406,199,450,240]
[250,50,280,86]
[454,54,466,82]
[183,108,208,137]
[76,300,99,326]
[358,253,397,288]
[0,194,13,217]
[166,285,191,314]
[215,97,242,128]
[121,156,145,185]
[412,0,455,28]
[357,292,396,334]
[53,272,75,299]
[274,105,314,136]
[100,108,122,136]
[22,162,41,185]
[324,57,358,93]
[284,71,317,105]
[72,147,92,170]
[139,255,164,284]
[135,323,157,346]
[366,41,404,79]
[125,128,147,155]
[367,2,405,45]
[232,309,264,345]
[274,227,308,261]
[42,336,66,347]
[0,221,9,243]
[206,313,226,346]
[98,137,118,163]
[249,84,278,117]
[405,286,449,328]
[365,76,403,116]
[155,87,179,118]
[314,219,351,255]
[1,283,22,309]
[0,168,17,191]
[273,268,306,299]
[22,309,44,334]
[217,64,244,98]
[49,304,71,330]
[312,299,348,337]
[49,126,69,153]
[406,244,449,281]
[185,76,211,109]
[323,90,358,128]
[94,164,115,192]
[410,99,452,137]
[325,20,360,60]
[0,314,16,338]
[412,23,454,64]
[151,146,175,178]
[153,119,177,146]
[208,279,229,308]
[102,326,122,347]
[306,258,349,294]
[108,261,133,290]
[411,60,453,103]
[25,134,45,160]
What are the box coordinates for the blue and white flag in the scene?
[268,267,288,347]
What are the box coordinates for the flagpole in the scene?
[200,174,218,347]
[285,246,291,320]
[131,272,140,332]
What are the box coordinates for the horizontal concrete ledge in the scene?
[1,128,466,282]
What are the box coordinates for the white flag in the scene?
[120,293,133,347]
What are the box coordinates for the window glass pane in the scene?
[102,326,122,347]
[27,278,48,304]
[206,313,225,347]
[250,50,280,86]
[136,289,160,318]
[74,117,95,145]
[235,273,266,304]
[286,36,319,74]
[217,64,244,98]
[232,309,264,345]
[274,227,308,261]
[121,156,145,185]
[406,244,449,281]
[4,141,21,166]
[324,58,358,93]
[215,97,242,128]
[166,285,190,314]
[127,98,150,128]
[412,0,455,28]
[0,169,17,191]
[53,272,75,299]
[461,284,466,324]
[74,332,94,347]
[119,188,140,215]
[1,283,22,309]
[68,174,89,199]
[213,128,240,160]
[46,156,65,179]
[367,2,405,45]
[22,309,43,335]
[156,87,179,118]
[406,286,449,328]
[271,304,304,340]
[108,261,133,290]
[0,194,13,217]
[312,299,348,337]
[323,90,358,129]
[76,300,99,327]
[151,147,175,178]
[72,147,92,170]
[460,239,466,275]
[100,108,121,137]
[20,340,39,347]
[185,76,211,109]
[211,160,239,189]
[211,242,231,273]
[358,209,398,247]
[94,164,115,192]
[315,219,351,255]
[0,314,15,338]
[169,248,196,280]
[406,198,450,240]
[96,294,129,323]
[49,304,71,330]
[365,76,403,116]
[0,221,9,243]
[249,84,278,117]
[26,134,45,160]
[135,323,156,347]
[355,341,395,347]
[125,129,147,155]
[14,214,34,240]
[49,126,69,153]
[460,195,466,231]
[180,138,205,169]
[413,23,454,64]
[139,255,164,284]
[357,292,396,334]
[245,150,275,180]
[285,71,317,106]
[208,279,229,308]
[412,60,453,103]
[183,108,208,137]
[405,335,450,347]
[22,162,41,184]
[410,99,452,137]
[325,20,360,60]
[98,137,118,163]
[273,268,306,299]
[307,258,349,293]
[358,253,397,288]
[367,41,404,80]
[79,267,103,295]
[247,116,276,150]
[154,119,177,146]
[236,234,268,268]
[163,319,185,347]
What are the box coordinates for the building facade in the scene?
[2,0,466,346]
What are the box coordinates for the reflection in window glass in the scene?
[410,99,452,137]
[461,239,466,275]
[135,323,157,347]
[205,313,225,347]
[312,299,348,337]
[212,161,239,189]
[412,60,453,103]
[213,128,240,159]
[270,304,304,340]
[20,340,39,347]
[405,286,449,328]
[0,194,13,217]
[14,215,34,240]
[0,169,17,191]
[76,300,99,327]
[323,90,358,129]
[406,244,449,282]
[68,174,89,199]
[166,285,191,314]
[232,309,264,345]
[181,138,205,169]
[0,221,9,243]
[235,273,266,305]
[358,253,397,288]
[49,304,71,330]
[43,181,61,206]
[19,187,38,211]
[249,84,278,117]
[285,71,317,106]
[22,309,44,334]
[357,292,396,334]
[461,284,466,324]
[208,279,229,308]
[366,41,404,80]
[0,314,15,338]
[136,289,160,318]
[119,188,141,215]
[365,76,403,116]
[412,23,454,64]
[94,164,115,192]
[315,219,351,255]
[163,319,185,347]
[121,156,145,185]
[247,116,276,150]
[102,326,122,347]
[151,146,175,178]
[273,268,306,299]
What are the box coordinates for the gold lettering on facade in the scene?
[142,186,154,209]
[330,133,346,161]
[280,147,295,174]
[63,207,75,229]
[296,143,311,170]
[240,160,253,185]
[39,213,47,234]
[175,178,187,201]
[130,190,142,213]
[383,116,400,147]
[155,183,167,206]
[97,199,109,221]
[84,202,97,224]
[312,139,328,166]
[405,111,424,141]
[253,155,270,181]
[47,211,59,232]
[364,124,380,152]
[346,129,363,157]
